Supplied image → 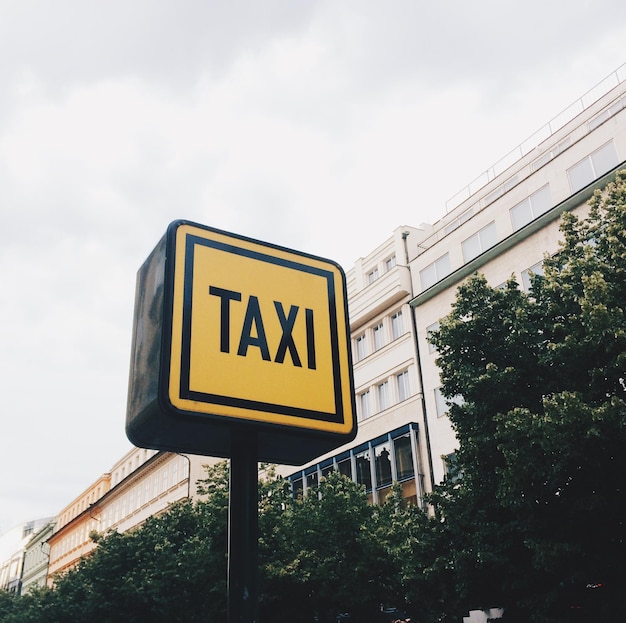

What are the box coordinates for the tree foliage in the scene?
[428,169,626,620]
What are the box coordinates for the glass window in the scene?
[420,253,451,290]
[385,255,396,271]
[355,334,367,361]
[443,452,461,482]
[355,449,372,491]
[426,321,439,353]
[306,469,319,491]
[396,370,410,402]
[521,261,544,292]
[337,457,352,479]
[377,381,390,412]
[462,221,497,263]
[368,267,379,284]
[568,141,618,192]
[321,462,334,479]
[359,390,371,421]
[374,442,393,488]
[435,387,463,417]
[373,323,385,350]
[292,476,304,497]
[510,185,552,231]
[391,311,403,339]
[393,434,414,480]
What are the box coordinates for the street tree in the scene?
[428,169,626,621]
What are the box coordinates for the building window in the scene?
[426,321,440,353]
[367,267,379,284]
[292,476,304,497]
[567,141,618,192]
[373,323,385,350]
[355,449,372,491]
[377,381,390,412]
[393,433,414,480]
[337,456,352,479]
[434,387,463,417]
[359,390,371,421]
[306,468,319,491]
[374,442,393,488]
[461,221,497,263]
[510,185,552,231]
[443,452,461,482]
[355,334,367,361]
[396,370,410,402]
[391,310,403,339]
[385,255,396,271]
[521,261,544,292]
[420,253,451,290]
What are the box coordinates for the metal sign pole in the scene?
[228,432,259,623]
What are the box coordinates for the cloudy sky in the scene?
[1,0,626,533]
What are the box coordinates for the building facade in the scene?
[0,518,53,594]
[21,518,55,594]
[280,64,626,502]
[46,448,217,585]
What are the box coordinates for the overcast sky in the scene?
[1,0,626,533]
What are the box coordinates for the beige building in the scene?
[47,448,217,585]
[279,63,626,502]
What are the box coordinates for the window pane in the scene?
[394,434,414,480]
[337,458,352,479]
[374,442,393,488]
[568,158,594,192]
[419,263,437,290]
[377,381,389,411]
[397,370,409,402]
[356,335,367,361]
[426,321,439,353]
[306,470,319,491]
[591,141,618,176]
[355,450,372,491]
[359,391,371,421]
[530,185,552,218]
[434,253,451,279]
[510,198,532,231]
[391,311,403,339]
[462,232,481,262]
[373,323,385,350]
[292,477,304,497]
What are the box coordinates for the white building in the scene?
[279,63,626,502]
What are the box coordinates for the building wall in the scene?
[47,449,218,585]
[21,519,55,594]
[277,65,626,502]
[408,72,626,485]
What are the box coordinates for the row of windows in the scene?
[419,141,619,292]
[366,254,397,285]
[354,309,404,362]
[100,456,190,531]
[358,369,411,421]
[289,425,419,499]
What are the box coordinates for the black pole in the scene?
[228,432,259,623]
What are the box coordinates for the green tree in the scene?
[429,169,626,621]
[259,471,396,623]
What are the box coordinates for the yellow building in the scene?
[47,448,217,585]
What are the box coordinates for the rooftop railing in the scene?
[445,63,626,213]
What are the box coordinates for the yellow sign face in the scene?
[167,223,355,435]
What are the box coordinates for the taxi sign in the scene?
[126,220,357,464]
